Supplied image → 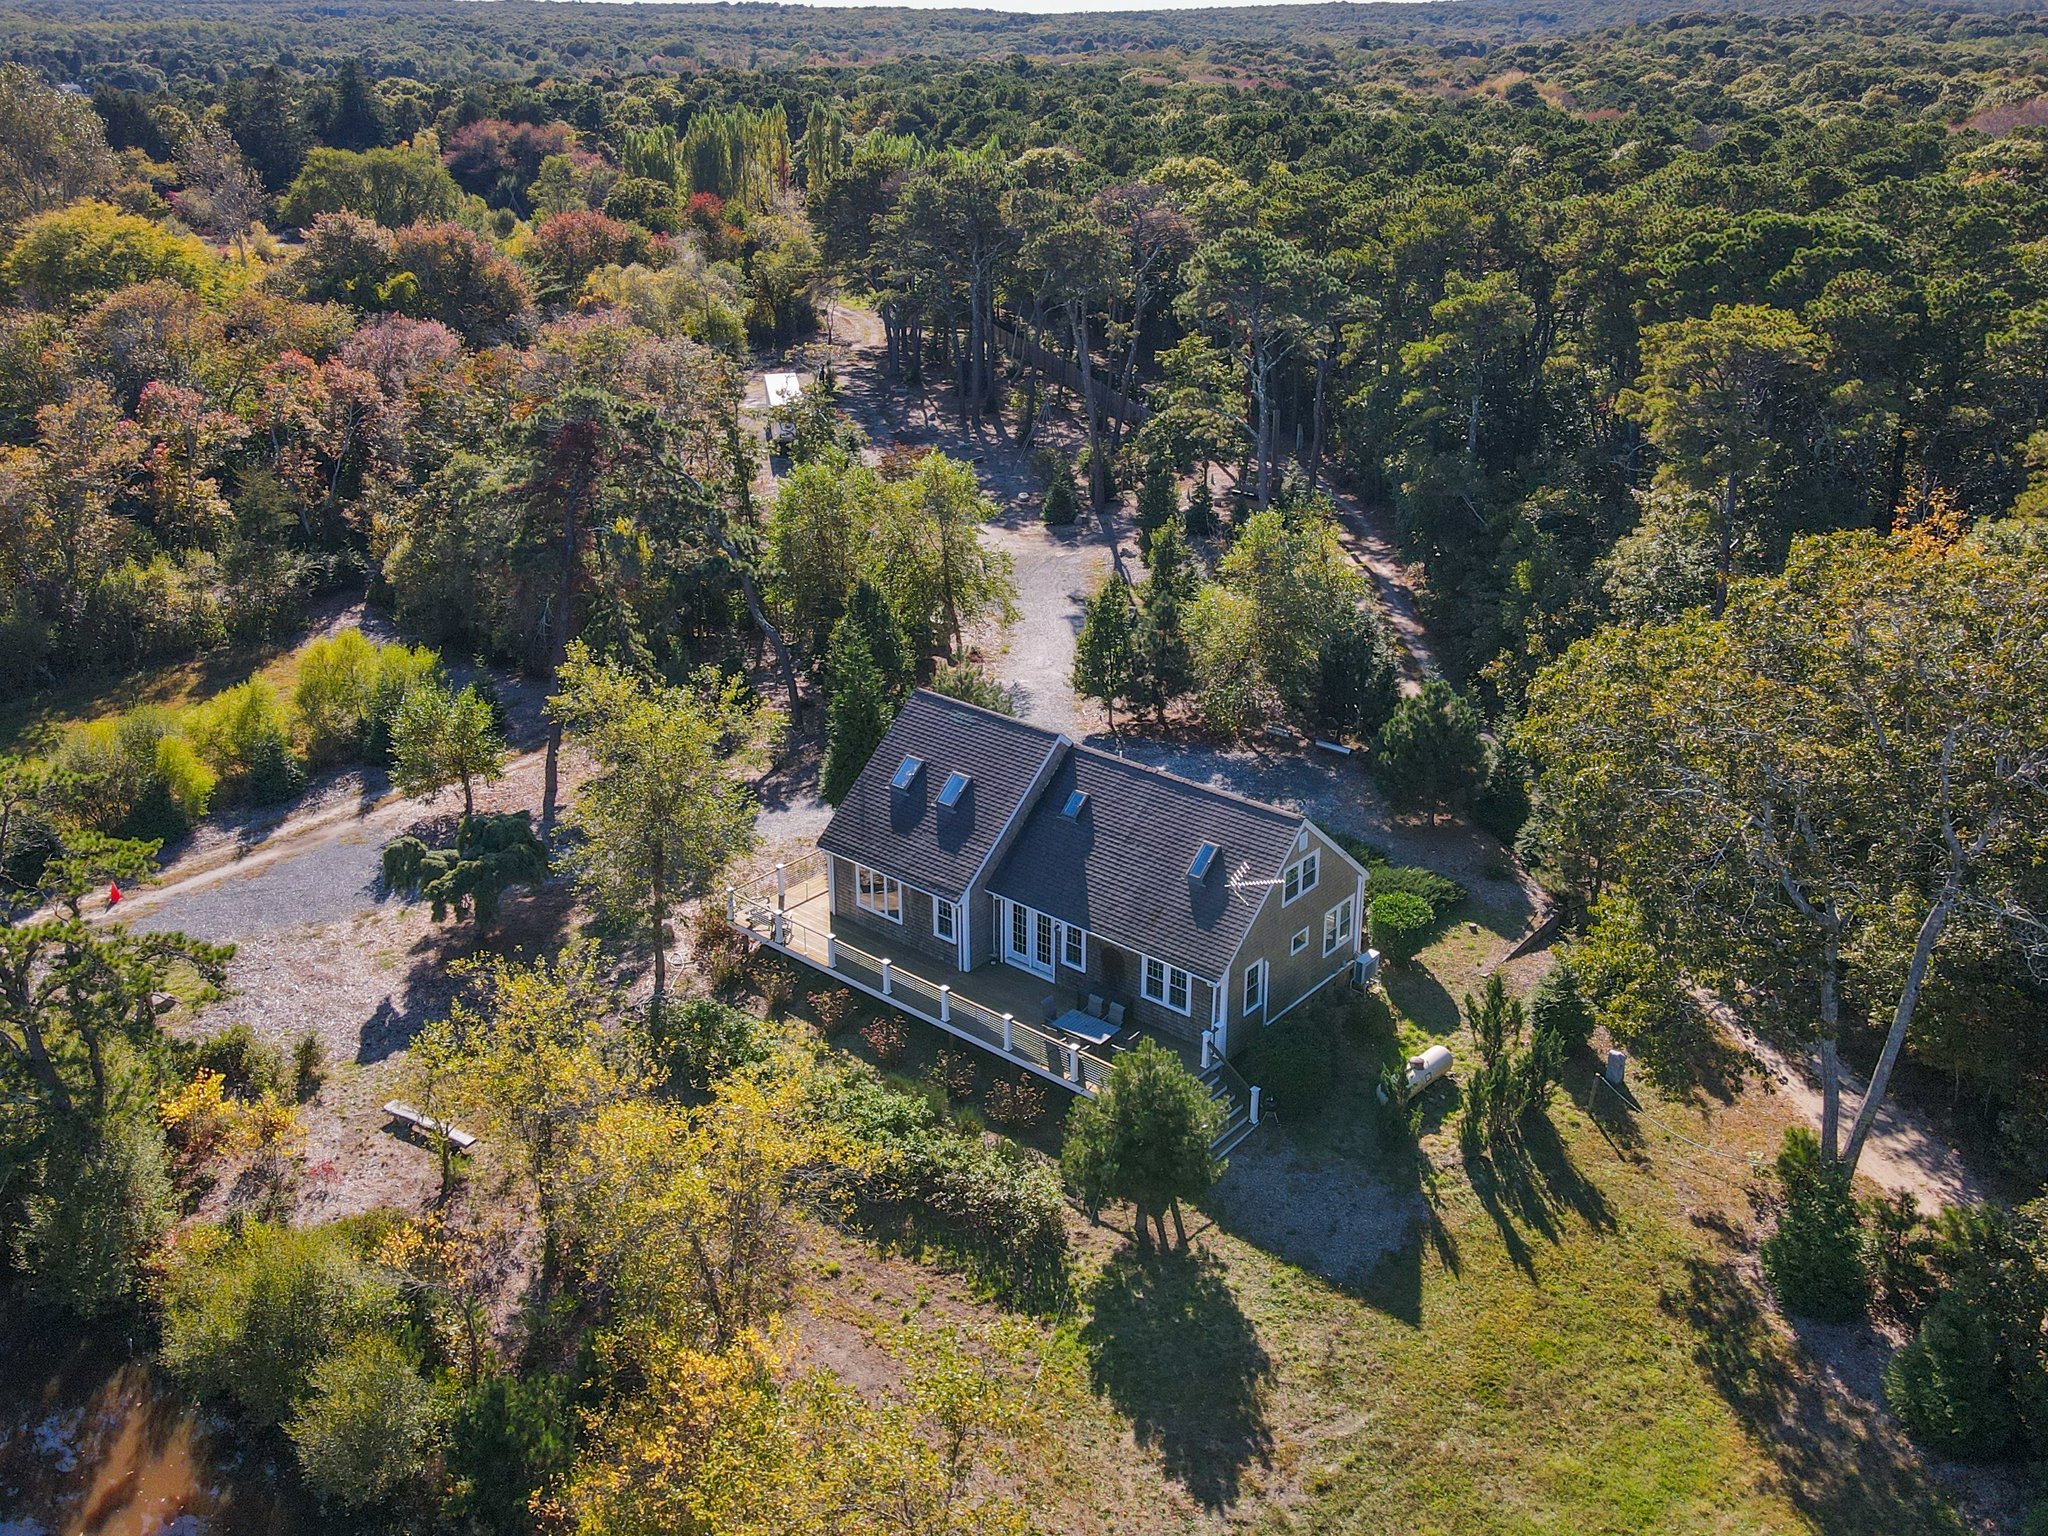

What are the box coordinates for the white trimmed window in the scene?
[854,865,902,923]
[1061,923,1086,972]
[1323,895,1355,956]
[1282,850,1320,905]
[933,898,957,943]
[1290,926,1310,955]
[1142,956,1192,1015]
[1243,960,1266,1015]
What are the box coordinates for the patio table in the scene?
[1050,1008,1119,1047]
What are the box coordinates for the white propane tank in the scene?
[1405,1044,1453,1100]
[1605,1048,1627,1087]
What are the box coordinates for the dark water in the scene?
[0,1327,299,1536]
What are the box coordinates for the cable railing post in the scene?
[1001,1013,1014,1053]
[938,984,951,1023]
[879,957,893,997]
[775,861,787,908]
[1249,1085,1262,1126]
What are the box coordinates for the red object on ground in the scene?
[108,882,122,905]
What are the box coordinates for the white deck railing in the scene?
[727,857,1116,1096]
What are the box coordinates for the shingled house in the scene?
[805,690,1371,1063]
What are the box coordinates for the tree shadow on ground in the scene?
[1080,1246,1274,1511]
[1662,1255,1968,1535]
[1383,963,1459,1037]
[356,886,575,1063]
[1461,1106,1617,1279]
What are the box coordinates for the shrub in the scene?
[444,1372,577,1533]
[813,1067,1067,1301]
[287,1332,446,1507]
[1863,1190,1939,1325]
[654,998,774,1093]
[186,1023,290,1100]
[1041,454,1080,526]
[1760,1128,1867,1323]
[691,906,750,994]
[1472,740,1533,845]
[293,630,443,767]
[185,680,304,803]
[381,812,548,925]
[1885,1291,2018,1459]
[1360,858,1467,919]
[1368,890,1435,967]
[293,1032,327,1102]
[1239,1007,1340,1118]
[984,1073,1048,1130]
[1529,962,1595,1057]
[862,1014,908,1065]
[160,1221,398,1427]
[928,661,1014,714]
[925,1048,978,1103]
[18,1115,175,1321]
[808,987,855,1038]
[755,961,795,1016]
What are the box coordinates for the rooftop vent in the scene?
[890,756,923,792]
[1061,790,1090,819]
[1188,841,1220,882]
[937,770,971,809]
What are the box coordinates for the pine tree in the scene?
[1135,520,1197,719]
[1374,680,1486,821]
[1135,459,1180,538]
[822,628,894,804]
[1072,575,1141,730]
[834,580,911,698]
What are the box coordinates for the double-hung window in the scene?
[1322,895,1355,956]
[932,898,957,943]
[1282,850,1320,906]
[855,865,902,923]
[1243,960,1266,1015]
[1061,923,1086,972]
[1141,956,1192,1015]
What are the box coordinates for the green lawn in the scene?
[1022,928,1966,1536]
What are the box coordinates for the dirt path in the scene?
[1704,998,1987,1212]
[1321,481,1440,695]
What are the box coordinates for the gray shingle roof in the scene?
[817,691,1060,902]
[986,745,1306,978]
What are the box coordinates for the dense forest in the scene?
[3,0,2046,1527]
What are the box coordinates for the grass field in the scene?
[804,909,1970,1536]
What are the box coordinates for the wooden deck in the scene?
[730,856,1219,1098]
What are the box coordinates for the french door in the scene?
[1002,900,1056,979]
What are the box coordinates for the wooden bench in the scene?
[381,1100,477,1151]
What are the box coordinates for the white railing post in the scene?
[1200,1032,1214,1070]
[1001,1013,1014,1053]
[726,886,737,921]
[1249,1085,1263,1125]
[879,957,893,996]
[1065,1041,1079,1080]
[824,933,837,968]
[775,861,787,908]
[938,985,951,1023]
[771,911,786,945]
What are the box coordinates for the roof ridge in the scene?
[1069,740,1304,825]
[907,686,1061,741]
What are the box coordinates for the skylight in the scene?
[937,771,971,808]
[890,756,923,791]
[1061,790,1089,819]
[1188,841,1219,882]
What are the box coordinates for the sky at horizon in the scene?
[530,0,1419,14]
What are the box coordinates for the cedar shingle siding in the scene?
[829,856,959,968]
[815,690,1368,1060]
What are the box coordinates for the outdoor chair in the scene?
[1084,993,1105,1019]
[1039,994,1059,1024]
[1105,1001,1126,1030]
